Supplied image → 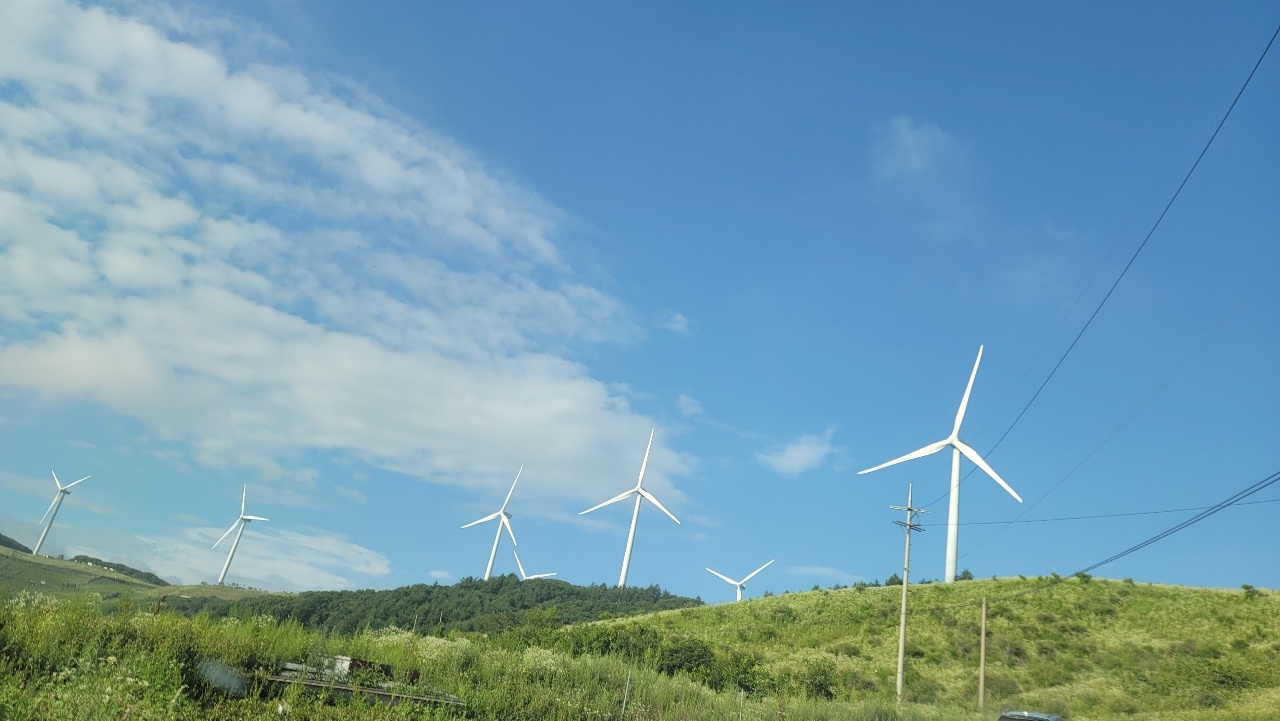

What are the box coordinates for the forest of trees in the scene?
[163,574,700,635]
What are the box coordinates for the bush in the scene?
[656,636,714,681]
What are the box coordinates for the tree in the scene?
[885,573,903,586]
[957,568,974,581]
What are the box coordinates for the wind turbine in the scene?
[461,465,522,581]
[705,559,774,602]
[858,345,1022,583]
[580,428,680,587]
[32,471,91,556]
[513,550,556,581]
[213,485,268,585]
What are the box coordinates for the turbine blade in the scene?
[638,488,680,524]
[953,345,984,436]
[51,470,62,490]
[858,439,949,475]
[461,511,501,529]
[513,550,527,579]
[706,568,738,585]
[527,572,557,579]
[38,494,60,525]
[243,515,269,522]
[741,559,775,583]
[63,475,91,490]
[213,519,241,549]
[502,515,518,547]
[635,428,655,489]
[579,488,637,515]
[954,439,1022,503]
[500,465,523,512]
[240,485,247,517]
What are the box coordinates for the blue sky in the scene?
[1,0,1277,600]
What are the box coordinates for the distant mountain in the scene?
[69,555,170,587]
[164,574,700,635]
[0,532,32,555]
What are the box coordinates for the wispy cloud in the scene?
[663,312,693,335]
[677,393,704,418]
[757,427,836,477]
[787,565,863,585]
[869,115,980,243]
[139,523,390,590]
[0,0,690,505]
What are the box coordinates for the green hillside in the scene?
[504,575,1280,718]
[0,546,161,601]
[2,573,1277,719]
[0,531,32,554]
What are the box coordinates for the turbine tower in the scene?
[32,471,91,556]
[213,485,269,585]
[706,559,774,602]
[858,345,1022,582]
[580,429,680,587]
[513,550,556,580]
[461,466,522,580]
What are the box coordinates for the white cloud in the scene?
[663,312,693,335]
[677,393,704,417]
[428,569,452,582]
[0,1,691,506]
[787,565,862,585]
[869,115,980,243]
[139,523,390,591]
[757,427,836,477]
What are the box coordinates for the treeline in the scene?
[163,574,700,634]
[69,555,170,587]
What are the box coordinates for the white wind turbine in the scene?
[461,466,523,581]
[213,485,269,585]
[513,550,556,581]
[32,471,91,556]
[580,429,680,587]
[706,559,774,602]
[858,345,1022,583]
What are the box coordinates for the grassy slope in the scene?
[2,574,1277,719]
[590,576,1280,718]
[0,546,160,601]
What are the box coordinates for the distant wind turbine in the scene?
[513,550,556,581]
[213,485,269,585]
[706,559,774,602]
[580,429,680,587]
[32,471,91,556]
[858,345,1021,582]
[461,466,523,581]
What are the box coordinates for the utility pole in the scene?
[979,597,988,713]
[891,484,928,703]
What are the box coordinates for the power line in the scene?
[923,496,1280,527]
[920,20,1280,512]
[1074,468,1280,577]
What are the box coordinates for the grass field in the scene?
[1,566,1277,720]
[0,546,159,601]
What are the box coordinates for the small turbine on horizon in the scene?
[858,345,1021,583]
[513,550,556,581]
[461,465,522,581]
[580,429,680,587]
[706,559,774,602]
[213,485,268,585]
[32,471,91,556]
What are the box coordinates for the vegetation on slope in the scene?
[491,575,1280,719]
[69,555,170,587]
[163,574,700,635]
[0,531,32,555]
[0,546,160,602]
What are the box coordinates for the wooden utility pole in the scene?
[891,484,927,703]
[979,597,988,713]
